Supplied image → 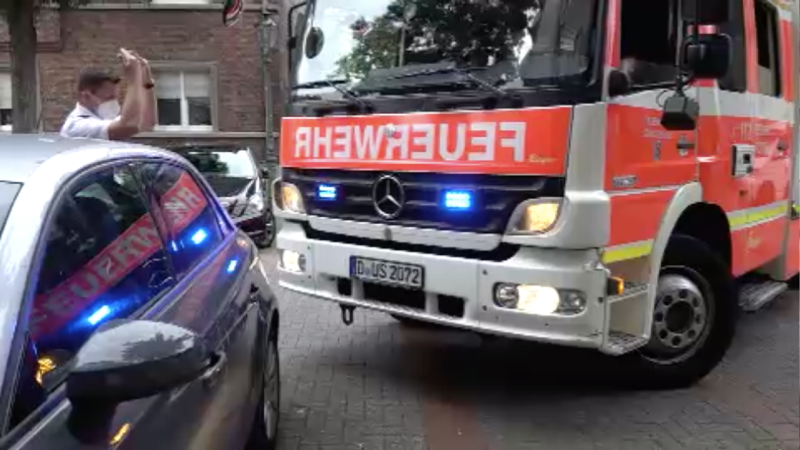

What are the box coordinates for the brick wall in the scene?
[0,2,289,163]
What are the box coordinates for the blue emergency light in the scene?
[317,184,337,201]
[443,190,473,210]
[226,259,239,273]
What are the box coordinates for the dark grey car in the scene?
[170,144,275,249]
[0,135,280,450]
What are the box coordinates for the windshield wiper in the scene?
[292,78,372,110]
[353,63,514,100]
[389,66,509,97]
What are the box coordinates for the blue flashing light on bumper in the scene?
[442,190,473,210]
[317,184,337,201]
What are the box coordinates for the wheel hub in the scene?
[644,272,712,362]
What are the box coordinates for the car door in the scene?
[114,161,262,450]
[0,162,192,448]
[0,161,260,450]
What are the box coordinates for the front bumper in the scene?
[277,222,616,350]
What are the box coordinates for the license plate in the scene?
[350,256,424,289]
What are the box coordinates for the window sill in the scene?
[137,130,268,139]
[49,3,266,11]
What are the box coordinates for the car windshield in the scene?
[292,0,598,92]
[183,149,255,179]
[0,181,20,240]
[180,148,255,198]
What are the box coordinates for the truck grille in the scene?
[282,168,565,234]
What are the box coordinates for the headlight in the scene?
[493,283,586,316]
[509,199,562,234]
[277,182,305,214]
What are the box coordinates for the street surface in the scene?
[261,250,799,450]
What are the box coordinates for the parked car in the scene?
[169,143,275,249]
[0,135,280,449]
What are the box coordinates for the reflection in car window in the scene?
[294,0,598,90]
[183,149,255,179]
[141,163,224,277]
[11,165,175,428]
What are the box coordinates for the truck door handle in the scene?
[200,351,227,389]
[778,141,788,151]
[677,141,695,150]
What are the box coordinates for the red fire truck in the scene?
[274,0,799,388]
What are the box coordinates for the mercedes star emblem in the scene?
[372,175,405,219]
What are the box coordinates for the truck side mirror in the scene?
[681,0,730,24]
[681,33,732,79]
[287,2,308,70]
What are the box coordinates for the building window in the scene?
[154,69,213,132]
[0,72,12,132]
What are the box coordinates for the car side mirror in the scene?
[681,33,732,79]
[66,320,208,405]
[259,165,270,179]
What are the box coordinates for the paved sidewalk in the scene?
[263,251,799,450]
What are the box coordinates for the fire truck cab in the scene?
[274,0,800,388]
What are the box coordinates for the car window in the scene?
[183,149,255,179]
[8,165,176,429]
[140,162,225,277]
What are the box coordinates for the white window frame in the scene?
[0,71,11,133]
[153,68,215,133]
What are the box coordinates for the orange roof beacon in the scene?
[274,0,800,389]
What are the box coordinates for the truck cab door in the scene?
[605,0,699,249]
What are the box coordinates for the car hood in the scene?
[204,176,254,198]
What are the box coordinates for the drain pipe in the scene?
[257,1,279,169]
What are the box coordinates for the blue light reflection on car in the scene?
[87,305,111,325]
[190,228,208,245]
[226,259,238,273]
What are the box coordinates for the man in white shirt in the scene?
[60,49,158,141]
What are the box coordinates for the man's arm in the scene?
[107,49,143,141]
[137,57,158,132]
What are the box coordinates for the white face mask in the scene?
[96,100,121,120]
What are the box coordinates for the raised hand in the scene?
[118,48,140,79]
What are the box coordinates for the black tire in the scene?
[245,333,280,450]
[625,234,738,390]
[254,213,275,249]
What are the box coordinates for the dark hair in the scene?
[77,68,120,92]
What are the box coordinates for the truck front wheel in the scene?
[627,234,738,389]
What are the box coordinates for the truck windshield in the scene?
[0,181,20,241]
[293,0,599,93]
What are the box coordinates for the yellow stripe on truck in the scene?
[602,240,654,264]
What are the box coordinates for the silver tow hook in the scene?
[340,305,356,326]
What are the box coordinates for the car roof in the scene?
[0,134,174,184]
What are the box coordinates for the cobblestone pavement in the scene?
[262,251,799,450]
